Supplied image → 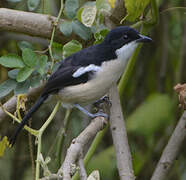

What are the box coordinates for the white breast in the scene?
[58,59,125,104]
[58,41,138,104]
[116,41,138,60]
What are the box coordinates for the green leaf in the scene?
[14,80,30,95]
[94,28,109,44]
[64,0,79,19]
[0,79,17,98]
[81,5,97,27]
[18,41,33,51]
[30,76,41,88]
[8,69,19,79]
[59,21,72,37]
[52,42,63,55]
[52,42,63,61]
[124,0,151,22]
[77,7,84,22]
[16,67,34,82]
[63,40,82,58]
[22,48,37,67]
[38,55,48,75]
[96,0,111,12]
[87,146,116,179]
[72,20,92,40]
[126,94,174,138]
[27,0,40,11]
[132,149,148,175]
[0,54,24,68]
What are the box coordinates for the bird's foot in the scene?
[93,95,112,108]
[90,111,108,119]
[73,104,108,119]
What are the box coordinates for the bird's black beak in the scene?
[136,34,152,43]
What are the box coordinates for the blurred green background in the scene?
[0,0,186,179]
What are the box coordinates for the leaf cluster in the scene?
[0,43,47,97]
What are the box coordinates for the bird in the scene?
[9,26,152,146]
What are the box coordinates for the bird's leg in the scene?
[93,95,112,109]
[73,104,108,118]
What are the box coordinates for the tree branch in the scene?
[78,156,87,180]
[57,117,108,180]
[109,84,135,180]
[0,8,80,43]
[151,111,186,180]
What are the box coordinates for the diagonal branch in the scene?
[151,111,186,180]
[57,117,107,180]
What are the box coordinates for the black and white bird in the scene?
[9,26,152,145]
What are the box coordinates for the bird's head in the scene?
[103,26,152,59]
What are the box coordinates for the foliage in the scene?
[87,146,116,179]
[0,45,48,97]
[27,0,40,11]
[127,94,174,138]
[0,79,17,98]
[0,0,186,180]
[63,40,82,58]
[0,54,24,68]
[124,0,151,21]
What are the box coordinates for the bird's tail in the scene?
[9,94,48,146]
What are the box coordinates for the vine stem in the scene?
[16,94,23,120]
[49,0,64,71]
[56,108,72,168]
[0,103,38,136]
[35,101,61,180]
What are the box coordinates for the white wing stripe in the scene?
[73,64,101,78]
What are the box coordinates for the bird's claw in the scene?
[93,96,112,108]
[90,112,108,119]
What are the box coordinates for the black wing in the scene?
[41,62,90,96]
[41,43,116,96]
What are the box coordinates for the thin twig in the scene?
[35,101,61,180]
[56,109,72,167]
[151,111,186,180]
[109,83,135,180]
[28,118,35,180]
[49,0,64,71]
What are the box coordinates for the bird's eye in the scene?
[123,35,128,39]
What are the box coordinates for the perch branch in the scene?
[57,117,108,180]
[78,155,87,180]
[151,111,186,180]
[109,83,135,180]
